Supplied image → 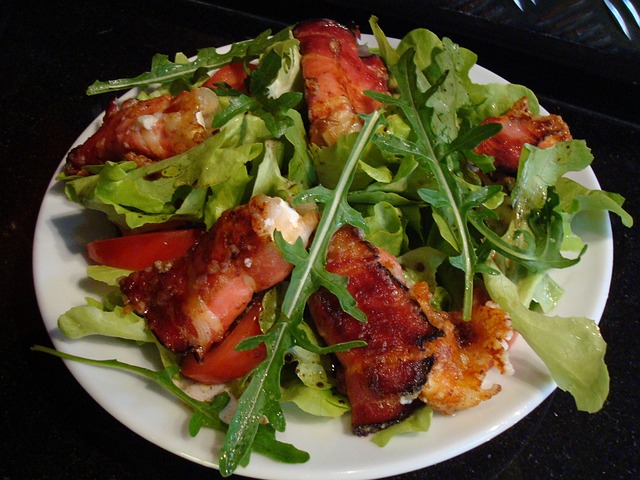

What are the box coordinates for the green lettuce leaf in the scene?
[483,263,609,413]
[311,130,391,190]
[280,382,349,418]
[279,319,350,418]
[265,37,303,99]
[64,113,271,231]
[362,201,406,256]
[398,246,447,289]
[86,265,132,286]
[251,139,300,199]
[556,176,633,228]
[371,406,432,447]
[58,301,153,342]
[283,109,316,189]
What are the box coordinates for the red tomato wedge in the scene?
[202,62,256,93]
[86,228,204,271]
[181,296,267,384]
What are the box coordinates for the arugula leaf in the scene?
[470,188,585,273]
[86,27,292,95]
[32,345,309,468]
[217,111,383,476]
[369,50,499,320]
[218,320,291,474]
[248,425,310,465]
[280,113,385,323]
[212,49,303,139]
[32,345,228,425]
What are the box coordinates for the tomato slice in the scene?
[180,296,267,384]
[86,228,203,271]
[202,62,256,93]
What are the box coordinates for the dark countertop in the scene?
[1,1,638,479]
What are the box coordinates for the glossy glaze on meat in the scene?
[293,19,389,147]
[474,96,573,172]
[120,195,318,359]
[308,226,443,435]
[65,87,220,175]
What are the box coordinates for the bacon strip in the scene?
[474,96,572,173]
[65,87,220,175]
[307,226,443,435]
[308,226,515,432]
[120,195,318,359]
[293,19,389,147]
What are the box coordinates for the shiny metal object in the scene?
[604,0,640,39]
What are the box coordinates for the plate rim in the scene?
[31,33,614,480]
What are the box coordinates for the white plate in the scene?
[32,34,613,480]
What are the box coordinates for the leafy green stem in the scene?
[31,345,226,429]
[369,55,483,320]
[282,110,383,319]
[432,171,475,320]
[86,27,292,95]
[218,110,383,476]
[411,117,476,319]
[32,344,308,468]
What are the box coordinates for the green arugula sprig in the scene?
[31,345,308,466]
[212,49,303,138]
[217,111,384,476]
[368,49,501,320]
[471,187,586,273]
[86,27,292,95]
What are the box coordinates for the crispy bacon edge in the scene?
[64,87,219,176]
[412,282,514,415]
[120,195,318,359]
[307,225,444,435]
[474,96,573,173]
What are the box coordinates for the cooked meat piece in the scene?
[65,87,220,175]
[308,226,443,435]
[412,282,514,414]
[474,96,572,172]
[308,226,515,433]
[293,19,389,147]
[121,195,318,359]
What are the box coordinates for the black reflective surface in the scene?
[1,1,638,479]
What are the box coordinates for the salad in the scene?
[35,16,632,478]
